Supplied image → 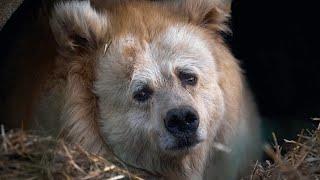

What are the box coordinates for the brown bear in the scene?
[3,0,262,179]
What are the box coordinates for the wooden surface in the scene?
[0,0,24,30]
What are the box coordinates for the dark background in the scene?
[230,0,320,139]
[0,0,320,140]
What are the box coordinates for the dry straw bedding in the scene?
[1,120,320,180]
[249,119,320,180]
[0,125,146,180]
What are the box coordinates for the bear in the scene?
[3,0,262,179]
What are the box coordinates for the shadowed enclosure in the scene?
[0,0,320,146]
[0,0,320,179]
[229,0,320,139]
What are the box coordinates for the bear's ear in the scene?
[50,1,108,56]
[177,0,230,33]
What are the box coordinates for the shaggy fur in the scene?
[7,0,261,179]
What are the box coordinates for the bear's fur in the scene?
[3,0,261,179]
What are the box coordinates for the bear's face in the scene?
[50,0,230,170]
[94,24,225,158]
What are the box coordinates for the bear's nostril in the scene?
[167,118,179,128]
[185,112,197,124]
[164,106,199,137]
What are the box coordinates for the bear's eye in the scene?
[133,86,153,102]
[178,72,198,86]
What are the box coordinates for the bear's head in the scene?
[50,0,242,175]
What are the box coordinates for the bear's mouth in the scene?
[166,136,202,151]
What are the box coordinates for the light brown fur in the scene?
[3,0,261,179]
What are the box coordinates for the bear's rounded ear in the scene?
[176,0,230,33]
[50,1,108,56]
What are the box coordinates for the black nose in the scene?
[164,106,199,137]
